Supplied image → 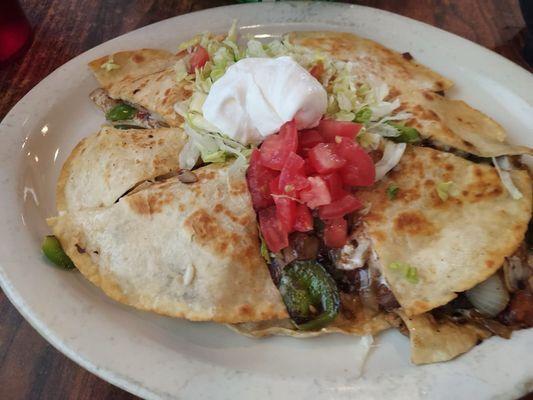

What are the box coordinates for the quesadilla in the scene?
[49,163,288,323]
[57,126,187,212]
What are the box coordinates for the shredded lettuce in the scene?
[492,156,523,200]
[374,141,406,181]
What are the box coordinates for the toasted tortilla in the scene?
[399,91,532,157]
[230,295,397,338]
[290,31,528,157]
[289,31,453,93]
[89,49,190,127]
[396,311,490,365]
[56,126,186,212]
[48,163,288,323]
[358,145,532,316]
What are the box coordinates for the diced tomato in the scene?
[334,137,375,186]
[298,129,324,156]
[307,143,346,174]
[303,159,316,175]
[259,120,298,170]
[279,152,309,193]
[299,176,331,209]
[323,218,348,248]
[274,197,296,233]
[317,119,362,142]
[269,175,282,195]
[318,194,362,220]
[340,163,375,187]
[309,61,324,80]
[246,149,279,211]
[293,204,313,232]
[188,46,209,72]
[321,172,346,200]
[258,206,288,253]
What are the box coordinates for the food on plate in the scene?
[57,126,187,212]
[49,164,288,322]
[43,24,533,365]
[89,49,191,128]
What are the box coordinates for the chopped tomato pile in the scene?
[246,120,375,253]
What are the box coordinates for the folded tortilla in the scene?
[56,126,186,212]
[290,31,528,157]
[89,49,190,127]
[358,145,532,316]
[396,311,490,365]
[230,294,397,338]
[398,91,532,157]
[49,163,288,323]
[289,31,453,93]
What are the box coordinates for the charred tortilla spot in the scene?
[402,52,413,61]
[128,195,150,215]
[230,181,249,196]
[424,179,435,188]
[239,304,252,316]
[185,210,222,243]
[394,211,436,236]
[214,204,224,213]
[75,244,86,254]
[132,54,145,63]
[444,163,454,171]
[423,92,434,101]
[372,230,386,243]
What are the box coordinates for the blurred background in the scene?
[0,1,532,399]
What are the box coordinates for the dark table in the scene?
[0,1,532,399]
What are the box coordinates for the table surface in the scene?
[1,0,532,399]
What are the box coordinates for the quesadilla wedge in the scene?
[397,90,532,157]
[57,126,187,212]
[49,163,288,323]
[288,31,453,94]
[357,145,531,316]
[89,49,190,128]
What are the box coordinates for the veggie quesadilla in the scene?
[43,24,533,366]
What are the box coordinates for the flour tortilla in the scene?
[230,295,397,338]
[56,126,186,212]
[89,49,190,127]
[396,311,490,365]
[49,163,288,323]
[398,91,532,157]
[289,31,453,93]
[290,31,528,157]
[358,145,532,316]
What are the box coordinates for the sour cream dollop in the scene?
[202,56,327,145]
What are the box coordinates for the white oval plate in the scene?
[1,2,532,399]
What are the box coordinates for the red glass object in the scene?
[0,0,32,65]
